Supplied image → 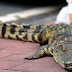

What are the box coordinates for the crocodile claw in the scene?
[25,56,34,60]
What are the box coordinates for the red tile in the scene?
[1,54,27,62]
[11,57,68,72]
[0,52,10,59]
[0,39,39,54]
[0,70,21,72]
[0,60,21,70]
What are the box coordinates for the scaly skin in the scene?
[0,21,72,70]
[0,21,49,42]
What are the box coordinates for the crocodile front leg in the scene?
[25,45,51,60]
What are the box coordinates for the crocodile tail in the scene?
[0,21,21,39]
[0,21,51,43]
[0,21,37,40]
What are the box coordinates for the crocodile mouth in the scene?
[64,61,72,70]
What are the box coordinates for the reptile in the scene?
[0,21,72,70]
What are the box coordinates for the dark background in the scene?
[0,0,66,6]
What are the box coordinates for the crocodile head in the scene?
[50,40,72,70]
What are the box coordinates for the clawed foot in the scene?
[24,45,48,60]
[25,56,34,60]
[24,55,38,60]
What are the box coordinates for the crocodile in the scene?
[0,21,72,70]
